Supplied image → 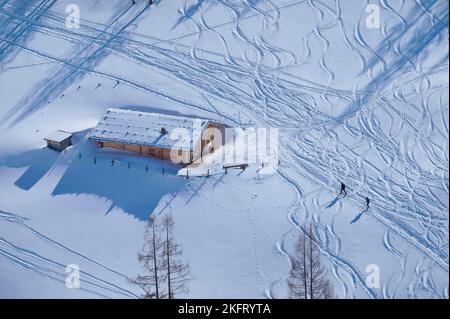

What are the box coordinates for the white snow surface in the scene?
[0,0,448,299]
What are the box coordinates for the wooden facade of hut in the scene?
[45,130,72,152]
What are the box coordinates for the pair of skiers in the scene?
[339,182,370,208]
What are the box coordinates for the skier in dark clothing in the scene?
[366,197,370,208]
[339,182,347,197]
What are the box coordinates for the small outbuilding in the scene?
[45,130,72,152]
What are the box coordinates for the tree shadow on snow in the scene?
[0,1,56,66]
[2,4,148,127]
[335,0,448,124]
[171,0,215,30]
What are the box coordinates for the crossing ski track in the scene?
[0,209,139,298]
[0,0,57,65]
[0,0,448,298]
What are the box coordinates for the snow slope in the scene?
[0,0,448,298]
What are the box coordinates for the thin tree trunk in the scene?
[302,232,308,299]
[152,220,159,299]
[166,224,172,299]
[309,226,314,299]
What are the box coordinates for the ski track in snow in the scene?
[0,209,138,298]
[0,0,448,298]
[0,0,57,65]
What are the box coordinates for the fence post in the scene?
[128,162,130,169]
[146,164,148,172]
[162,167,165,174]
[186,170,189,179]
[111,160,114,166]
[78,153,81,160]
[94,156,96,164]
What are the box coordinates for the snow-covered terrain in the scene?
[0,0,448,298]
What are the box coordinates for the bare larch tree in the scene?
[288,224,334,299]
[161,214,190,299]
[131,214,190,299]
[130,215,166,298]
[288,230,309,299]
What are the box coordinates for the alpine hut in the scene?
[88,108,224,164]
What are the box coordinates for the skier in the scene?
[365,197,370,208]
[339,182,347,197]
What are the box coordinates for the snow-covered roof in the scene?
[88,108,210,151]
[45,130,72,143]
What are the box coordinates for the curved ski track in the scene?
[0,0,448,298]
